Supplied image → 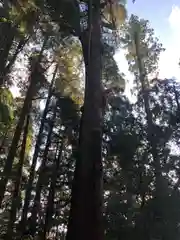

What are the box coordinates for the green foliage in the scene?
[103,78,180,240]
[44,0,81,36]
[0,88,14,125]
[54,39,83,105]
[1,1,180,240]
[102,44,126,91]
[9,0,39,36]
[124,14,165,81]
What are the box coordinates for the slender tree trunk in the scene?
[0,24,15,86]
[134,32,162,196]
[132,32,161,240]
[0,38,47,206]
[0,126,9,153]
[134,33,165,240]
[66,1,104,239]
[20,65,57,232]
[0,75,35,206]
[0,16,15,86]
[40,129,66,239]
[55,225,59,240]
[172,84,180,191]
[28,102,57,237]
[5,37,30,76]
[5,114,30,240]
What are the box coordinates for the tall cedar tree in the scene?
[66,1,104,239]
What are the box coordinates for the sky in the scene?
[130,0,180,79]
[115,0,180,97]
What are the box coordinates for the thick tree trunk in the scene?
[66,1,104,240]
[5,114,30,240]
[29,102,57,237]
[20,66,57,232]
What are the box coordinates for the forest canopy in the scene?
[0,0,180,239]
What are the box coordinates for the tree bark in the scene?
[5,37,30,76]
[28,102,57,237]
[134,32,165,239]
[5,114,30,240]
[0,73,36,206]
[0,24,15,85]
[0,5,15,86]
[66,1,104,239]
[20,65,57,233]
[0,126,9,154]
[0,38,47,206]
[40,129,66,239]
[134,32,162,197]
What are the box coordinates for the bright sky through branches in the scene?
[11,0,180,100]
[159,5,180,79]
[114,1,180,100]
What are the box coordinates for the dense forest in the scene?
[0,0,180,239]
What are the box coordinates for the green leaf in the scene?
[0,88,14,124]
